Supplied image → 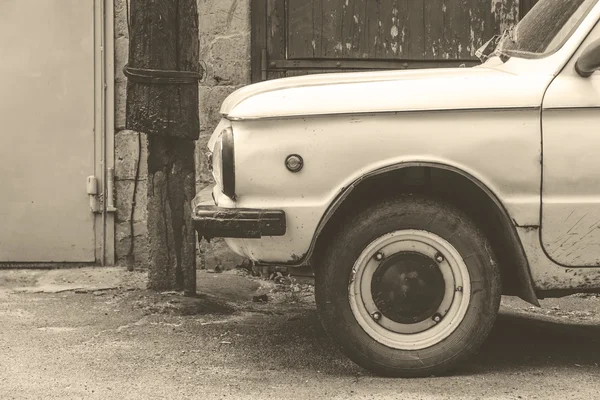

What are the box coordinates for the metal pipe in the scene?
[99,0,107,267]
[103,0,117,265]
[106,168,117,212]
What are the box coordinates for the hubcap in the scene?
[348,230,471,350]
[371,252,446,325]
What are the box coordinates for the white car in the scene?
[193,0,600,377]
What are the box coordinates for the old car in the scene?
[192,0,600,377]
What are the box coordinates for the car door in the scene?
[541,23,600,266]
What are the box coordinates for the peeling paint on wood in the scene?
[286,0,521,61]
[253,0,536,81]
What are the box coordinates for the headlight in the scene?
[211,127,235,199]
[211,134,222,186]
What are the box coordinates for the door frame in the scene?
[95,0,116,265]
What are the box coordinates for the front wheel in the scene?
[315,195,501,377]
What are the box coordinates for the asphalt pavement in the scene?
[1,267,600,399]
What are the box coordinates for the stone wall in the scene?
[196,0,251,270]
[113,0,251,269]
[114,0,148,268]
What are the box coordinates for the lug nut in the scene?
[374,252,384,261]
[435,253,444,263]
[372,312,382,321]
[432,313,442,323]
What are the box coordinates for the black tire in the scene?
[314,195,501,377]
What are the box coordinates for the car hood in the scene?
[221,65,549,120]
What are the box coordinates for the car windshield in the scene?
[495,0,597,58]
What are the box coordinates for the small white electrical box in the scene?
[87,176,98,195]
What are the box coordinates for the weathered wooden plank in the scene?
[365,0,384,58]
[321,0,340,57]
[443,0,455,59]
[443,0,471,59]
[376,0,404,58]
[267,0,286,62]
[400,0,425,60]
[459,1,473,58]
[424,1,443,59]
[402,0,415,58]
[491,0,503,39]
[261,0,523,79]
[287,0,314,58]
[335,0,370,58]
[469,0,489,56]
[390,0,410,58]
[355,0,368,58]
[251,0,267,82]
[313,0,324,57]
[377,0,392,57]
[340,0,355,57]
[362,0,373,58]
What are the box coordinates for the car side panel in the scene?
[220,110,541,264]
[541,21,600,267]
[519,227,600,292]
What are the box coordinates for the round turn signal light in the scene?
[285,154,304,173]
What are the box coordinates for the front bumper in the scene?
[192,187,286,240]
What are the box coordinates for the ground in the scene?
[2,268,600,399]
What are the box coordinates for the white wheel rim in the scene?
[348,230,471,350]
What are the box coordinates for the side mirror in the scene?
[575,38,600,78]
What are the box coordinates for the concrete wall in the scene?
[113,0,251,269]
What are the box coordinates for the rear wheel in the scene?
[314,195,501,377]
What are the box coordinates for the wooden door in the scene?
[252,0,538,82]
